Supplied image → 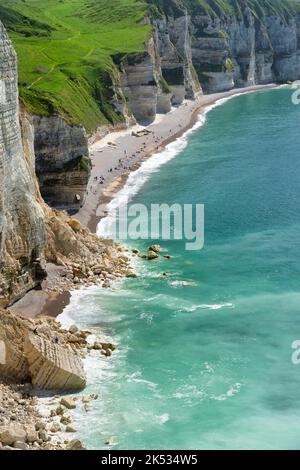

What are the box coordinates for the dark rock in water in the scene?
[147,250,159,260]
[149,245,161,253]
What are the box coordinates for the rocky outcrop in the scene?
[33,115,90,213]
[0,308,86,391]
[25,332,86,390]
[0,380,87,449]
[43,206,135,290]
[0,21,46,307]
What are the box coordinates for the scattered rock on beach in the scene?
[60,415,72,425]
[66,439,85,450]
[14,441,28,450]
[38,430,49,442]
[105,437,116,446]
[69,325,79,335]
[35,421,46,431]
[102,342,116,352]
[54,405,64,416]
[60,397,76,410]
[0,381,84,450]
[0,424,26,446]
[125,269,137,278]
[66,425,77,433]
[49,422,61,433]
[82,396,91,404]
[26,428,38,443]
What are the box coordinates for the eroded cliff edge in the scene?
[0,21,46,307]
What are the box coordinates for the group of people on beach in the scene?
[85,118,188,201]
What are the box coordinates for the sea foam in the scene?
[97,110,207,238]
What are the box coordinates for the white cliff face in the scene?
[33,115,90,212]
[121,40,159,125]
[155,14,201,104]
[0,21,45,307]
[120,12,201,124]
[119,7,300,124]
[190,9,300,93]
[265,16,300,82]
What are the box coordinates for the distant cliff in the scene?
[120,0,300,122]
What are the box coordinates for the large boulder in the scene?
[0,424,26,446]
[0,309,86,391]
[24,332,86,391]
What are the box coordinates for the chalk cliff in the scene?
[33,115,90,213]
[190,8,300,93]
[119,13,201,124]
[0,21,46,307]
[1,3,300,393]
[116,2,300,122]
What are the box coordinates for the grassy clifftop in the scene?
[0,0,150,131]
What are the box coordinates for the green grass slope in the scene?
[0,0,150,131]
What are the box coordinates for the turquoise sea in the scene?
[60,88,300,450]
